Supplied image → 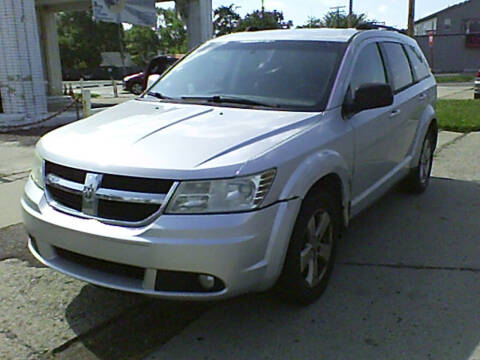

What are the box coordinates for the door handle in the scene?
[419,93,427,101]
[390,109,401,118]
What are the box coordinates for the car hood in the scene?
[38,100,319,179]
[124,72,144,81]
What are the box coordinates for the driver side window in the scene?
[350,43,388,93]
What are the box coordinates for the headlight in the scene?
[166,169,276,214]
[30,153,44,189]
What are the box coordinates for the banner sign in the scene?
[92,0,157,27]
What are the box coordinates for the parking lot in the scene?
[1,126,479,359]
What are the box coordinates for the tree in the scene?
[236,9,293,32]
[57,11,121,69]
[124,26,161,66]
[298,11,370,29]
[157,8,187,55]
[299,16,323,29]
[214,4,241,36]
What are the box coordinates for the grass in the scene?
[435,75,474,83]
[436,99,480,132]
[73,92,101,99]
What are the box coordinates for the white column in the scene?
[0,0,47,125]
[177,0,213,50]
[39,9,63,96]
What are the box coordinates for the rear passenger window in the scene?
[404,45,430,81]
[350,43,387,92]
[382,42,414,92]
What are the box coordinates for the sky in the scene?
[160,0,466,29]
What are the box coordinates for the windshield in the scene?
[146,40,347,111]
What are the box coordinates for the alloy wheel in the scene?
[419,136,433,185]
[300,210,333,288]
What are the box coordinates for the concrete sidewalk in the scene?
[0,133,37,228]
[437,83,474,100]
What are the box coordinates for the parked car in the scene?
[475,69,480,99]
[22,28,437,304]
[123,55,178,95]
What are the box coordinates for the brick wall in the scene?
[0,0,47,125]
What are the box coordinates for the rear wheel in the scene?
[276,190,341,305]
[474,93,480,100]
[404,127,436,193]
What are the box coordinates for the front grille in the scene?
[45,161,174,224]
[98,200,159,222]
[45,162,86,183]
[102,174,171,194]
[55,247,145,280]
[47,185,82,211]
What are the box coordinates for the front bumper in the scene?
[22,178,300,300]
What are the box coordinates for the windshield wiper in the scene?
[146,91,173,100]
[180,95,277,108]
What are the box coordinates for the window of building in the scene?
[465,19,480,34]
[444,18,451,31]
[381,42,414,92]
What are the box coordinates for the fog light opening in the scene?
[198,274,215,290]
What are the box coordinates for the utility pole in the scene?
[348,0,353,28]
[407,0,415,37]
[330,6,346,28]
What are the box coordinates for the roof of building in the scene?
[415,0,471,24]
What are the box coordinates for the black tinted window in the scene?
[404,45,430,81]
[382,42,414,91]
[350,43,387,92]
[148,41,347,111]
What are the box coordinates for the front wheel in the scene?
[276,191,341,305]
[130,82,144,95]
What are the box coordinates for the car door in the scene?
[347,41,396,200]
[379,42,418,165]
[403,43,436,147]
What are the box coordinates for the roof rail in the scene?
[357,22,407,34]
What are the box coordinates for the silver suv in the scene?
[22,28,437,304]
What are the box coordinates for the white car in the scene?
[22,28,437,304]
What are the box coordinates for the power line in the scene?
[330,6,346,27]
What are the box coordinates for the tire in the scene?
[474,93,480,100]
[403,127,436,193]
[276,190,341,305]
[130,82,144,95]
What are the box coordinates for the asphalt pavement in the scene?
[0,97,479,359]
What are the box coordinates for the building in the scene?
[414,0,480,73]
[0,0,212,128]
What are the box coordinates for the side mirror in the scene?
[146,74,161,90]
[344,83,393,115]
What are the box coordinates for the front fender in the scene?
[279,149,351,224]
